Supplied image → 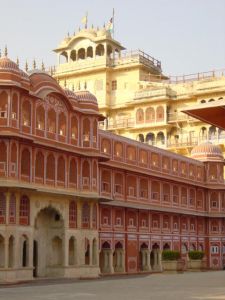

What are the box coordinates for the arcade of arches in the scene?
[1,55,225,283]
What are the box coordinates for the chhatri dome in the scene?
[191,142,224,162]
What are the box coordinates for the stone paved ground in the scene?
[1,271,225,300]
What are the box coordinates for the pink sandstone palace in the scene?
[0,53,225,282]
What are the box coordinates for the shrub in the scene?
[188,251,204,260]
[162,250,180,261]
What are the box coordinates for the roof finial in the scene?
[103,22,105,28]
[72,83,74,92]
[67,32,70,38]
[33,59,36,69]
[25,60,28,72]
[73,31,76,36]
[16,57,19,67]
[4,45,8,57]
[78,27,80,32]
[50,66,53,76]
[64,78,67,87]
[91,24,94,29]
[41,61,45,71]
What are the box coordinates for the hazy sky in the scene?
[0,0,225,75]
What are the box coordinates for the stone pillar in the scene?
[77,200,82,229]
[28,238,33,268]
[64,235,69,267]
[89,240,93,266]
[153,250,158,270]
[5,192,10,225]
[157,250,163,271]
[14,236,20,268]
[147,250,151,271]
[109,250,114,273]
[4,238,9,269]
[90,202,93,229]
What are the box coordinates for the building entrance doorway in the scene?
[33,240,38,277]
[34,206,64,278]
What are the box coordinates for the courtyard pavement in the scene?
[0,271,225,300]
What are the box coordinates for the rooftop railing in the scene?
[140,68,225,84]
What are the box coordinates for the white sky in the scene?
[0,0,225,75]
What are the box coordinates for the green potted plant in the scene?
[188,251,205,270]
[162,250,180,271]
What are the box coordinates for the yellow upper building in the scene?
[53,26,225,156]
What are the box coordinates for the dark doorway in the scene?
[33,240,38,277]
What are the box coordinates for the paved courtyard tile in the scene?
[0,271,225,300]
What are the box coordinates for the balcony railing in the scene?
[50,49,162,75]
[140,68,225,84]
[168,113,199,122]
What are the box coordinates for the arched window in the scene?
[71,116,78,142]
[58,112,66,136]
[200,100,206,104]
[156,132,165,145]
[146,132,155,145]
[69,158,77,188]
[0,91,8,118]
[208,98,215,102]
[35,151,44,182]
[36,105,45,130]
[78,48,85,60]
[101,138,111,154]
[0,193,6,224]
[57,156,65,184]
[9,193,16,224]
[46,154,55,183]
[22,100,31,126]
[156,106,164,122]
[47,109,56,133]
[12,93,18,120]
[209,126,216,140]
[82,160,90,189]
[0,141,7,176]
[92,203,97,229]
[96,44,104,56]
[87,46,93,58]
[69,201,77,228]
[146,107,155,123]
[70,50,76,61]
[137,134,144,143]
[93,119,98,146]
[83,118,90,146]
[21,148,31,180]
[82,202,90,228]
[136,108,144,124]
[115,142,123,158]
[10,143,17,176]
[19,195,30,225]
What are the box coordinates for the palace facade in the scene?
[53,27,225,157]
[0,54,225,283]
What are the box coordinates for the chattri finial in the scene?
[64,78,67,87]
[41,61,45,71]
[91,24,94,29]
[67,32,70,37]
[33,59,36,69]
[25,60,28,72]
[4,45,8,57]
[78,27,80,32]
[72,83,74,92]
[16,57,19,67]
[103,22,105,28]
